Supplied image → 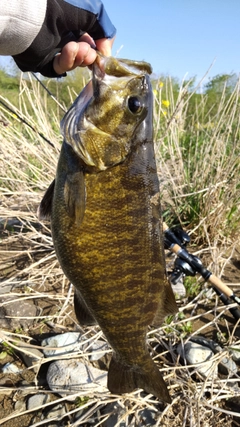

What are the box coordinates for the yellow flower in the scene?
[162,99,170,108]
[153,89,158,97]
[158,81,164,88]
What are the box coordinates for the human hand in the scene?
[53,33,115,75]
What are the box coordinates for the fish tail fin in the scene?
[108,355,171,403]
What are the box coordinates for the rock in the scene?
[14,399,26,412]
[0,217,24,232]
[190,336,238,376]
[2,362,21,374]
[101,403,156,427]
[18,344,43,373]
[41,332,82,357]
[102,403,128,427]
[0,282,14,295]
[170,275,186,298]
[0,298,39,330]
[229,345,240,363]
[138,408,158,426]
[45,403,67,423]
[27,393,51,410]
[217,353,238,376]
[47,359,107,399]
[177,341,218,378]
[88,340,109,361]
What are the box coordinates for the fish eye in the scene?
[127,96,143,114]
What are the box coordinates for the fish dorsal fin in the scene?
[152,277,178,327]
[38,179,55,220]
[64,171,86,226]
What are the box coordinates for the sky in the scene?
[1,0,240,83]
[102,0,240,83]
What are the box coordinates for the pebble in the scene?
[102,402,128,427]
[14,400,26,412]
[101,404,157,427]
[217,353,238,376]
[229,344,240,363]
[0,282,14,295]
[18,343,43,373]
[190,336,238,376]
[41,332,82,357]
[0,299,39,330]
[177,341,218,378]
[47,359,107,399]
[138,408,158,426]
[27,393,51,410]
[2,362,21,374]
[0,280,37,295]
[0,217,23,233]
[45,403,67,422]
[88,340,109,361]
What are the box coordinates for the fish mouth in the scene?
[92,54,153,82]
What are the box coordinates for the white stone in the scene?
[27,393,50,410]
[41,332,82,357]
[2,362,21,374]
[88,340,109,361]
[177,341,218,378]
[47,359,107,399]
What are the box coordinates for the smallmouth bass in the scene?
[39,55,178,403]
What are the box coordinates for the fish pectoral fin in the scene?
[38,179,55,220]
[152,278,178,327]
[74,289,96,326]
[108,355,171,403]
[64,171,86,225]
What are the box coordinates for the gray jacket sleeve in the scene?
[12,0,116,77]
[0,0,47,56]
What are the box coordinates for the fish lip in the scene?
[92,54,106,81]
[92,55,153,82]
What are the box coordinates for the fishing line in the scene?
[0,70,68,150]
[31,72,67,113]
[0,97,57,149]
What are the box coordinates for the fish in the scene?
[39,54,178,403]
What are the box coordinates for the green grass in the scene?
[153,74,240,247]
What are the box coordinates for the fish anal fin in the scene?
[152,278,178,327]
[64,171,86,225]
[38,179,55,220]
[74,289,96,326]
[108,355,171,403]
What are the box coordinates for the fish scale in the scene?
[39,55,178,403]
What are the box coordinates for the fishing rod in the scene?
[31,72,66,113]
[0,70,67,150]
[0,97,57,149]
[163,222,240,321]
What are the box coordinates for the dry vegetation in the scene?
[0,70,240,426]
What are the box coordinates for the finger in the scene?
[95,37,115,56]
[74,42,97,67]
[79,33,96,48]
[53,41,97,74]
